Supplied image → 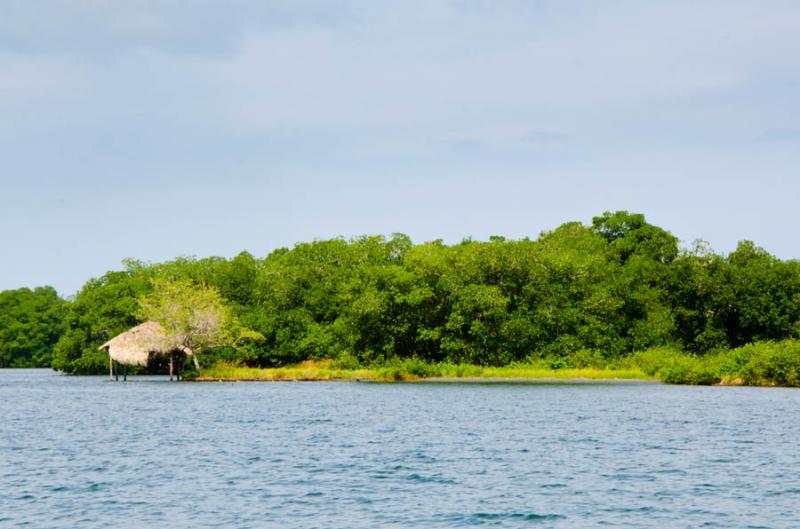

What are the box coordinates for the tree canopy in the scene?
[2,211,797,374]
[0,287,66,368]
[136,278,262,361]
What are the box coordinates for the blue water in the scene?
[1,370,799,528]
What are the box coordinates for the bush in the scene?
[333,351,361,370]
[658,356,719,385]
[374,357,441,381]
[734,340,800,387]
[626,347,720,385]
[568,349,608,369]
[619,341,800,386]
[626,347,683,376]
[437,362,483,378]
[548,356,570,370]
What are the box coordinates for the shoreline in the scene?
[190,365,660,384]
[191,376,661,384]
[409,376,661,384]
[190,363,658,383]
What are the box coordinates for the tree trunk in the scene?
[185,347,199,370]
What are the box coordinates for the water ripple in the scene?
[1,369,800,528]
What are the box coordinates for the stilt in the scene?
[169,352,174,382]
[123,364,127,382]
[114,361,119,381]
[109,355,114,381]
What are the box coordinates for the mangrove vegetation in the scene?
[3,211,800,385]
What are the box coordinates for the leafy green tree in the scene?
[52,265,153,373]
[0,287,66,367]
[592,210,679,264]
[136,278,262,365]
[46,211,800,373]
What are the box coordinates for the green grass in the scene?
[191,340,800,386]
[436,365,652,380]
[192,359,654,383]
[194,361,375,382]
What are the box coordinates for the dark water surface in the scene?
[1,370,799,528]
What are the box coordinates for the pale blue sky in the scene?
[2,1,799,295]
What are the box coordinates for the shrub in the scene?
[374,357,441,381]
[333,351,361,370]
[658,356,719,385]
[568,349,608,369]
[548,356,570,370]
[437,362,483,378]
[626,347,682,376]
[626,347,720,385]
[734,340,800,387]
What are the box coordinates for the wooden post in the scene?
[169,352,174,382]
[109,354,114,381]
[114,361,119,381]
[123,364,127,382]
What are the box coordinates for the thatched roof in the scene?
[99,321,192,366]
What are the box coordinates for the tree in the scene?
[136,278,261,367]
[52,267,153,373]
[592,210,679,264]
[48,212,800,374]
[0,287,66,367]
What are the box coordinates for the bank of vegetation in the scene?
[193,359,654,382]
[3,211,800,386]
[192,341,800,386]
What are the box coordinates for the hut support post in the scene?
[114,361,119,382]
[109,355,114,381]
[169,352,174,382]
[123,364,127,382]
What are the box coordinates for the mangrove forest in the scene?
[3,211,800,385]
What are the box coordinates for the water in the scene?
[1,370,799,528]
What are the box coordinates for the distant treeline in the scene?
[3,211,800,374]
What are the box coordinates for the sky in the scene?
[2,0,799,295]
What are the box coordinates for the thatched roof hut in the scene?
[100,322,198,381]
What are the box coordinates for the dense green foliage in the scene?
[622,340,800,386]
[5,211,800,385]
[194,340,800,387]
[137,277,261,354]
[0,287,66,367]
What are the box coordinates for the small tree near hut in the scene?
[136,278,256,375]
